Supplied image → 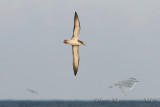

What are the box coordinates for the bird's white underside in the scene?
[67,39,81,45]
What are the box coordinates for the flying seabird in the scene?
[108,78,139,96]
[27,89,38,94]
[64,12,85,76]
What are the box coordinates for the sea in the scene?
[0,100,160,107]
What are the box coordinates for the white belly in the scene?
[68,40,81,45]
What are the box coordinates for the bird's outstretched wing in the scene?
[72,46,79,76]
[72,12,80,40]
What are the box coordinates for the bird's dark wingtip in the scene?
[74,71,77,76]
[75,11,78,16]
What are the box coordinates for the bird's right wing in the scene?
[72,46,79,76]
[72,12,80,40]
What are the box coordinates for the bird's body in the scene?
[64,12,85,76]
[65,40,84,46]
[115,79,137,91]
[109,78,139,96]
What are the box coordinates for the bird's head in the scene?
[64,40,68,44]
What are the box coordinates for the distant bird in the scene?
[27,89,38,94]
[108,78,139,96]
[64,12,85,76]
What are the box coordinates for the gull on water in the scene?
[108,78,140,96]
[64,11,85,76]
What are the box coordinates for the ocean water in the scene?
[0,100,160,107]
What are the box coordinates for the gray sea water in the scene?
[0,100,160,107]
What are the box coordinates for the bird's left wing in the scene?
[72,46,79,76]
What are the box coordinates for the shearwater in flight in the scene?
[64,12,85,76]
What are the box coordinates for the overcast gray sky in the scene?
[0,0,160,100]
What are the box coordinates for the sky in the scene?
[0,0,160,100]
